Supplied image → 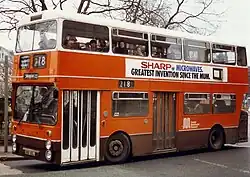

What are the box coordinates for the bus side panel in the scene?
[175,87,245,151]
[227,67,248,84]
[99,91,153,160]
[175,93,209,151]
[176,130,209,151]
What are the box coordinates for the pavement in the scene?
[0,145,29,161]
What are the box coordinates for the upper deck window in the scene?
[62,20,109,53]
[237,46,247,66]
[212,44,236,65]
[15,20,57,53]
[112,28,148,57]
[183,39,211,63]
[151,35,182,60]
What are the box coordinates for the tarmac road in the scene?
[1,145,250,177]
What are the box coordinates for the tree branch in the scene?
[39,0,48,11]
[82,0,91,14]
[164,0,185,28]
[77,0,86,13]
[131,0,141,23]
[0,0,224,36]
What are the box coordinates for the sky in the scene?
[0,0,249,63]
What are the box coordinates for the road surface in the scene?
[0,116,250,177]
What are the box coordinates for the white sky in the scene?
[0,0,249,63]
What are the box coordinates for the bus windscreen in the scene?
[15,20,57,53]
[14,85,58,125]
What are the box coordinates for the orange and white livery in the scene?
[11,10,248,165]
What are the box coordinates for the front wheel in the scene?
[104,133,131,164]
[208,127,224,151]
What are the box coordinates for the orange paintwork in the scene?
[11,51,248,140]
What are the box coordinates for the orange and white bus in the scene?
[11,10,248,165]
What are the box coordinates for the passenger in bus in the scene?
[81,42,90,51]
[153,47,164,58]
[134,45,144,56]
[47,39,56,49]
[38,30,49,50]
[192,100,203,114]
[167,46,181,60]
[63,35,79,49]
[38,41,47,50]
[89,39,97,51]
[98,39,109,52]
[114,41,128,54]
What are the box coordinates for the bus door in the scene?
[152,92,176,152]
[61,90,100,163]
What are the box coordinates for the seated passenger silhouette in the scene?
[114,41,128,54]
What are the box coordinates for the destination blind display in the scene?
[125,58,227,82]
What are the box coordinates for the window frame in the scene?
[61,20,110,53]
[236,46,248,66]
[212,93,236,114]
[111,91,149,118]
[15,19,58,53]
[183,39,211,63]
[111,27,149,57]
[14,84,58,126]
[183,92,211,115]
[211,43,236,65]
[150,33,182,60]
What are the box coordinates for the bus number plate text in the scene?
[119,80,134,88]
[24,149,36,157]
[23,73,39,80]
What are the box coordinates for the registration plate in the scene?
[23,148,39,157]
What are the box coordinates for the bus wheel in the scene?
[208,127,224,151]
[104,133,131,164]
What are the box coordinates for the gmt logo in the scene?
[182,118,200,129]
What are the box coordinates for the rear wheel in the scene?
[208,127,224,151]
[104,133,131,164]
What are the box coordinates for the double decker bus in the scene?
[11,10,248,165]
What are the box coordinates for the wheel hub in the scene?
[109,140,124,157]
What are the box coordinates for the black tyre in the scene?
[104,133,131,164]
[208,127,224,151]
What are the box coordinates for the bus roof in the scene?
[18,10,246,47]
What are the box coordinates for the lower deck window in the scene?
[184,92,237,115]
[213,93,236,113]
[112,92,148,117]
[184,93,210,114]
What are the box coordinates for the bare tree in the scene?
[0,56,13,98]
[0,0,225,35]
